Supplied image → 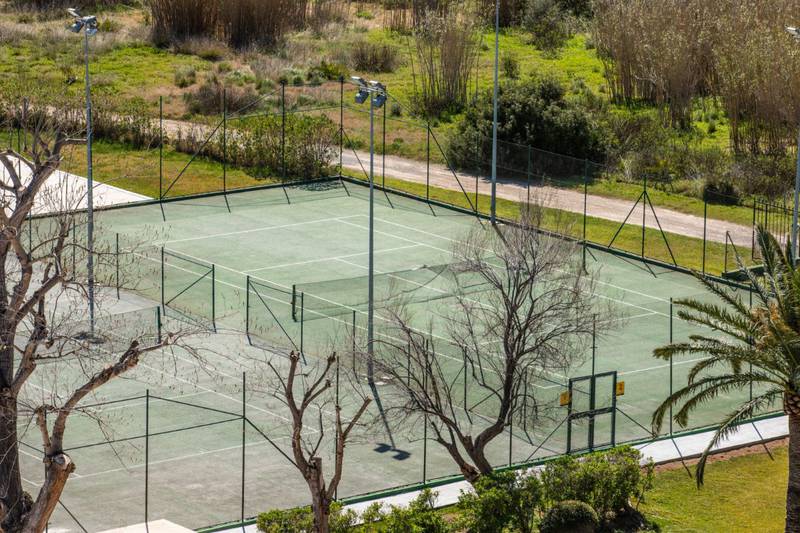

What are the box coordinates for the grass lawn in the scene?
[643,445,787,532]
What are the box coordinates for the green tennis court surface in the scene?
[21,180,778,532]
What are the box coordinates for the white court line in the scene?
[367,215,689,309]
[244,243,422,273]
[161,214,362,245]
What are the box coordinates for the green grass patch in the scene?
[643,446,787,532]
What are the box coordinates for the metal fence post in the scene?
[426,125,430,202]
[160,247,165,313]
[145,389,150,528]
[158,96,163,201]
[211,264,216,332]
[281,81,286,180]
[300,292,305,358]
[382,85,387,188]
[702,199,708,275]
[339,76,344,176]
[669,298,674,436]
[583,160,588,270]
[115,233,120,300]
[223,87,228,196]
[241,372,246,530]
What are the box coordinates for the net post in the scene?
[156,306,162,344]
[160,247,165,313]
[702,198,707,275]
[241,371,246,528]
[610,371,617,446]
[211,264,216,332]
[291,284,297,322]
[245,275,251,343]
[300,292,305,358]
[115,232,120,300]
[145,389,150,528]
[426,125,430,202]
[281,81,286,181]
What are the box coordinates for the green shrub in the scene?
[539,500,598,533]
[502,54,520,80]
[183,75,258,115]
[447,75,609,169]
[256,503,356,533]
[307,61,349,82]
[360,489,450,532]
[541,446,654,521]
[523,0,571,54]
[457,471,543,533]
[174,66,197,88]
[350,40,400,73]
[390,103,402,117]
[703,178,740,205]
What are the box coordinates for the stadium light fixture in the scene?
[68,7,99,337]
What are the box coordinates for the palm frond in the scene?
[694,390,782,487]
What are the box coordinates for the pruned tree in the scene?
[363,202,613,484]
[266,351,371,533]
[0,105,198,532]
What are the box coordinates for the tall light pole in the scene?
[352,77,386,379]
[69,8,98,336]
[787,26,800,262]
[490,0,500,225]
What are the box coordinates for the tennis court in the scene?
[20,178,778,532]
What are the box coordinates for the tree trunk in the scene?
[0,394,26,532]
[308,457,330,533]
[21,453,75,533]
[787,410,800,533]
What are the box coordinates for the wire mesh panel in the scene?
[246,276,299,354]
[161,248,216,330]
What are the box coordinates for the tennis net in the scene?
[292,261,496,321]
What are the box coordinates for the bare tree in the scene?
[0,108,197,532]
[364,203,612,484]
[266,351,370,533]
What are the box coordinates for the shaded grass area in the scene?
[642,446,787,532]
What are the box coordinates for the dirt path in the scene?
[158,118,753,247]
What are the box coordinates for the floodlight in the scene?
[351,76,367,87]
[788,26,800,40]
[355,88,370,105]
[372,92,387,109]
[69,21,83,33]
[67,7,80,17]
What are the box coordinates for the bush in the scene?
[256,503,356,533]
[523,0,572,54]
[541,446,654,521]
[539,500,599,533]
[183,75,258,115]
[703,178,740,205]
[447,75,609,170]
[360,489,450,533]
[174,66,197,88]
[307,61,349,82]
[457,471,543,533]
[350,40,400,73]
[502,54,520,80]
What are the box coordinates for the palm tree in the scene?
[652,226,800,532]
